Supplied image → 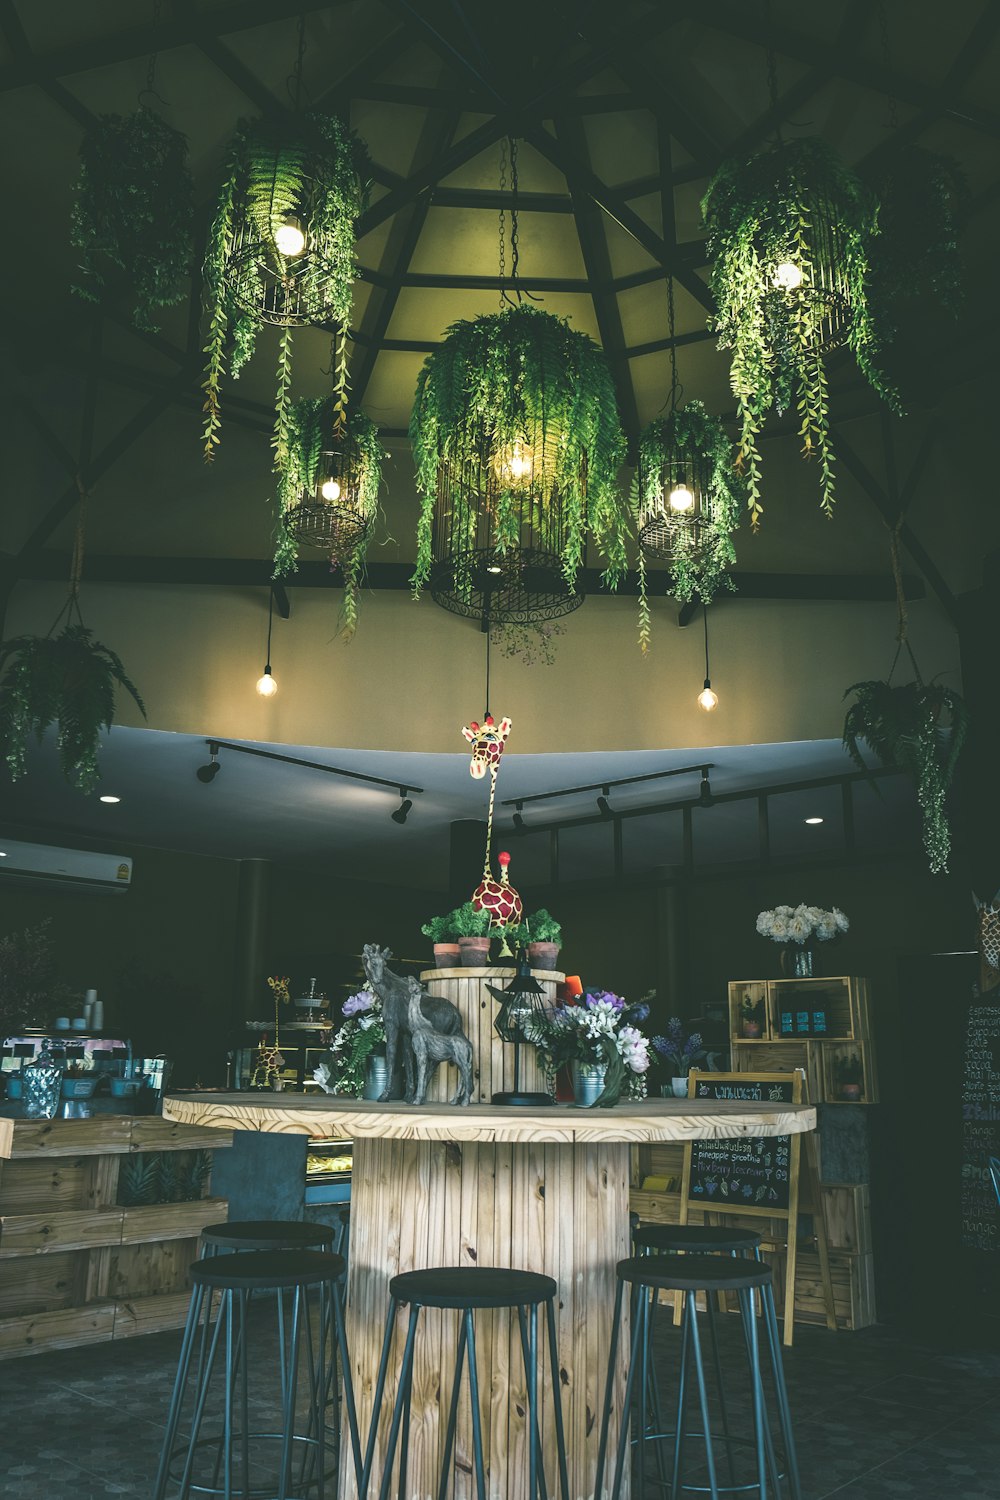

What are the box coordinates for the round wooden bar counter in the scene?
[164,1090,815,1500]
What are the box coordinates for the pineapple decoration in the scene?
[974,890,1000,996]
[462,713,523,953]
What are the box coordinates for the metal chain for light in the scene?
[140,0,164,105]
[763,0,782,142]
[498,137,508,307]
[877,0,900,131]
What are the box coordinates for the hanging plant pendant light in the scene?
[410,302,628,624]
[635,401,742,606]
[703,136,899,526]
[202,111,371,462]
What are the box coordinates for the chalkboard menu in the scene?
[960,995,1000,1256]
[686,1075,797,1214]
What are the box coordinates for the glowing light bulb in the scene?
[774,260,804,291]
[256,667,278,698]
[320,477,342,502]
[274,217,306,258]
[669,481,695,513]
[506,442,531,480]
[697,683,719,712]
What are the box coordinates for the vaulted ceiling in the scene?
[1,0,999,625]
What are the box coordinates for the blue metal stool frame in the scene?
[595,1254,802,1500]
[361,1265,570,1500]
[153,1248,362,1500]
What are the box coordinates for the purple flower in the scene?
[585,989,624,1011]
[342,990,373,1018]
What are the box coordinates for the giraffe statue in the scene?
[461,714,522,951]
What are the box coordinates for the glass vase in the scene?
[780,945,814,978]
[23,1066,62,1118]
[572,1060,607,1107]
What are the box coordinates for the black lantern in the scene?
[487,954,555,1108]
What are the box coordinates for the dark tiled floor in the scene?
[0,1310,997,1498]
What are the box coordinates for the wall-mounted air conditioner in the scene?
[0,839,133,896]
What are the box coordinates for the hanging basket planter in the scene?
[702,135,898,527]
[274,398,385,640]
[202,111,371,463]
[70,107,194,332]
[634,401,743,605]
[409,303,629,625]
[842,677,968,875]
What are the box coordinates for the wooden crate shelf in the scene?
[728,977,878,1103]
[0,1116,232,1360]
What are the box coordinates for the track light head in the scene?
[698,768,714,808]
[513,802,526,834]
[597,788,613,819]
[391,791,412,825]
[196,743,221,784]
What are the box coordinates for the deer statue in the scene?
[361,943,467,1103]
[405,976,474,1106]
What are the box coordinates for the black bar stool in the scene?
[361,1265,570,1500]
[596,1254,801,1500]
[153,1248,361,1500]
[201,1219,336,1255]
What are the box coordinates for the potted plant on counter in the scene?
[524,909,562,971]
[420,910,462,969]
[652,1019,706,1097]
[524,989,651,1108]
[453,902,492,967]
[313,988,386,1098]
[741,993,766,1039]
[835,1053,864,1102]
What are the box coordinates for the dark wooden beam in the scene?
[556,113,641,450]
[0,0,350,91]
[829,428,961,630]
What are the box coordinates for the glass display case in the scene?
[305,1135,353,1206]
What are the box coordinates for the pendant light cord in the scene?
[498,136,540,309]
[703,601,711,682]
[763,0,783,144]
[265,585,275,671]
[484,626,491,719]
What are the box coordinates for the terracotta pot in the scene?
[458,936,491,967]
[432,943,461,969]
[839,1082,862,1102]
[742,1020,762,1039]
[527,941,560,971]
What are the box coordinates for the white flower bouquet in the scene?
[755,904,849,945]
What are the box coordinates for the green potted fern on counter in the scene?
[523,909,562,971]
[420,909,463,969]
[453,902,492,967]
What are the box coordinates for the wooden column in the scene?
[419,967,561,1104]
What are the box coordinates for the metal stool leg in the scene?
[545,1298,571,1500]
[687,1295,721,1500]
[515,1307,548,1500]
[761,1286,802,1500]
[464,1308,488,1500]
[705,1283,739,1488]
[176,1287,228,1500]
[436,1313,469,1500]
[278,1284,303,1500]
[332,1276,363,1487]
[594,1276,626,1500]
[153,1282,207,1500]
[377,1301,420,1500]
[670,1289,692,1500]
[739,1288,768,1500]
[611,1276,647,1499]
[360,1296,399,1500]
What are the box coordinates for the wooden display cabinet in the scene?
[728,977,878,1104]
[0,1115,232,1359]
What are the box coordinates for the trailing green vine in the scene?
[70,108,194,331]
[703,136,899,526]
[201,112,370,463]
[0,626,146,795]
[410,302,628,597]
[274,397,386,639]
[842,678,968,875]
[634,400,743,607]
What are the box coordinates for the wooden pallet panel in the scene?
[129,1119,235,1154]
[119,1197,226,1245]
[0,1207,125,1256]
[112,1291,193,1340]
[793,1249,876,1330]
[0,1302,116,1358]
[0,1157,92,1215]
[5,1118,133,1159]
[109,1237,200,1299]
[0,1249,80,1315]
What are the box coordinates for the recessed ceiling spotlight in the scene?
[804,816,824,825]
[99,795,121,804]
[0,851,7,857]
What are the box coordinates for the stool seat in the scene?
[617,1253,772,1294]
[201,1219,334,1251]
[389,1265,557,1310]
[191,1248,346,1291]
[635,1224,762,1254]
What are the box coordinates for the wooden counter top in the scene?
[163,1091,816,1143]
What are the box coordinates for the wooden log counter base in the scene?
[167,995,816,1500]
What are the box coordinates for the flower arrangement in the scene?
[314,988,386,1097]
[651,1018,706,1078]
[524,989,651,1107]
[756,905,849,946]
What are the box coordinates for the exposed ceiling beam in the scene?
[0,0,352,92]
[17,553,928,609]
[557,113,641,449]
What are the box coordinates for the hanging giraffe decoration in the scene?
[462,713,524,952]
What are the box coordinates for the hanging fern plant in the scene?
[410,302,629,603]
[0,626,146,795]
[202,111,371,464]
[274,397,386,640]
[70,108,194,331]
[842,678,968,875]
[703,136,899,527]
[863,145,966,337]
[634,401,743,607]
